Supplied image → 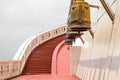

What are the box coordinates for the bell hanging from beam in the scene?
[65,0,92,45]
[69,0,91,31]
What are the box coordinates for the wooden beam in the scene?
[100,0,115,21]
[89,4,99,9]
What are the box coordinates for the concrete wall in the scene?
[70,46,81,75]
[72,0,120,80]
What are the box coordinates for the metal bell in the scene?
[65,0,92,45]
[75,0,84,2]
[69,1,91,31]
[65,39,73,45]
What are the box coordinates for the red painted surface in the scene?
[12,74,80,80]
[22,35,65,74]
[12,35,78,80]
[12,41,78,80]
[57,44,70,75]
[52,41,70,75]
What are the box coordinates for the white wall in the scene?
[72,0,120,80]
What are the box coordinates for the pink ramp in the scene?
[52,41,70,75]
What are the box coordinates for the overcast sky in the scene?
[0,0,70,60]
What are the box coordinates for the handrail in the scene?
[0,60,20,79]
[0,25,67,79]
[100,0,115,21]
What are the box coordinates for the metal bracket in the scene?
[79,36,85,44]
[79,29,94,44]
[89,29,94,38]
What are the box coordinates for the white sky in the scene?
[0,0,101,60]
[0,0,70,60]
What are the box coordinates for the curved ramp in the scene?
[12,75,79,80]
[52,41,70,75]
[22,34,65,74]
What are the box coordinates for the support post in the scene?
[100,0,115,21]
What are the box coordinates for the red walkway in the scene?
[22,35,65,74]
[52,41,70,75]
[12,36,81,80]
[12,75,80,80]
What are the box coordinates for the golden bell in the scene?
[69,2,91,30]
[75,0,84,3]
[65,31,78,39]
[65,39,73,45]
